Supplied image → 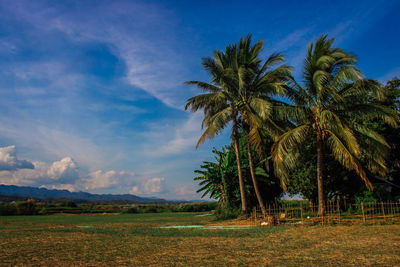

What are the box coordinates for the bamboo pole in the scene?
[390,201,394,218]
[300,201,303,224]
[388,201,393,218]
[328,201,331,223]
[361,202,366,223]
[372,202,375,219]
[337,198,341,224]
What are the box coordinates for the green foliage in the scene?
[214,205,241,220]
[172,202,217,212]
[188,35,400,216]
[355,185,391,203]
[0,202,17,215]
[61,200,78,208]
[273,35,398,187]
[0,200,39,215]
[194,135,283,212]
[121,206,140,214]
[194,146,242,208]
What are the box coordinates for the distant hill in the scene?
[0,184,166,203]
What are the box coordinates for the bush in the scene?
[0,202,17,215]
[355,185,391,204]
[172,202,217,212]
[142,206,158,213]
[121,206,139,214]
[61,200,77,208]
[214,205,241,220]
[16,200,37,215]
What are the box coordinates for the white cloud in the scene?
[39,170,136,193]
[0,145,173,197]
[142,177,166,194]
[45,184,77,192]
[129,185,140,195]
[0,145,34,170]
[129,177,167,195]
[47,157,79,181]
[0,156,79,186]
[80,170,132,191]
[0,119,105,170]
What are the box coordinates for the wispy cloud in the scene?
[2,1,189,108]
[143,112,205,157]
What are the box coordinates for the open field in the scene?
[1,213,400,266]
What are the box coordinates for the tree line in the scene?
[185,34,400,218]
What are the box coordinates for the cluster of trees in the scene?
[185,34,400,217]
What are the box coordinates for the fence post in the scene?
[337,198,341,224]
[372,202,375,218]
[381,202,386,220]
[300,201,303,224]
[391,201,394,218]
[361,202,366,223]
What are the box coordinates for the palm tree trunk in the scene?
[220,184,226,207]
[220,168,230,208]
[232,113,247,215]
[264,158,270,173]
[317,138,325,216]
[247,139,267,218]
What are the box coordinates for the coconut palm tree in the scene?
[232,36,291,217]
[272,35,399,215]
[186,35,291,217]
[185,44,249,214]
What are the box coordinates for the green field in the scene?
[1,212,400,266]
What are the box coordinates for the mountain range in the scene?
[0,184,166,203]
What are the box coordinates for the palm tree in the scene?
[272,35,399,215]
[232,36,291,217]
[186,35,291,217]
[185,44,249,214]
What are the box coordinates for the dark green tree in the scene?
[272,35,399,215]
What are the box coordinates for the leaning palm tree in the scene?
[185,44,249,214]
[232,36,291,217]
[272,35,399,215]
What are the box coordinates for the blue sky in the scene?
[0,0,399,200]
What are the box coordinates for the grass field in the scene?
[1,212,400,266]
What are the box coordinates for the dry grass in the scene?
[1,213,400,266]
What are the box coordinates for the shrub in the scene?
[142,206,158,213]
[0,202,17,215]
[61,200,78,208]
[121,206,139,214]
[355,185,391,204]
[172,202,217,212]
[214,205,241,220]
[16,199,37,215]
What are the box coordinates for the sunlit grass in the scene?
[1,213,400,266]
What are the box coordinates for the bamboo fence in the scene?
[252,201,400,225]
